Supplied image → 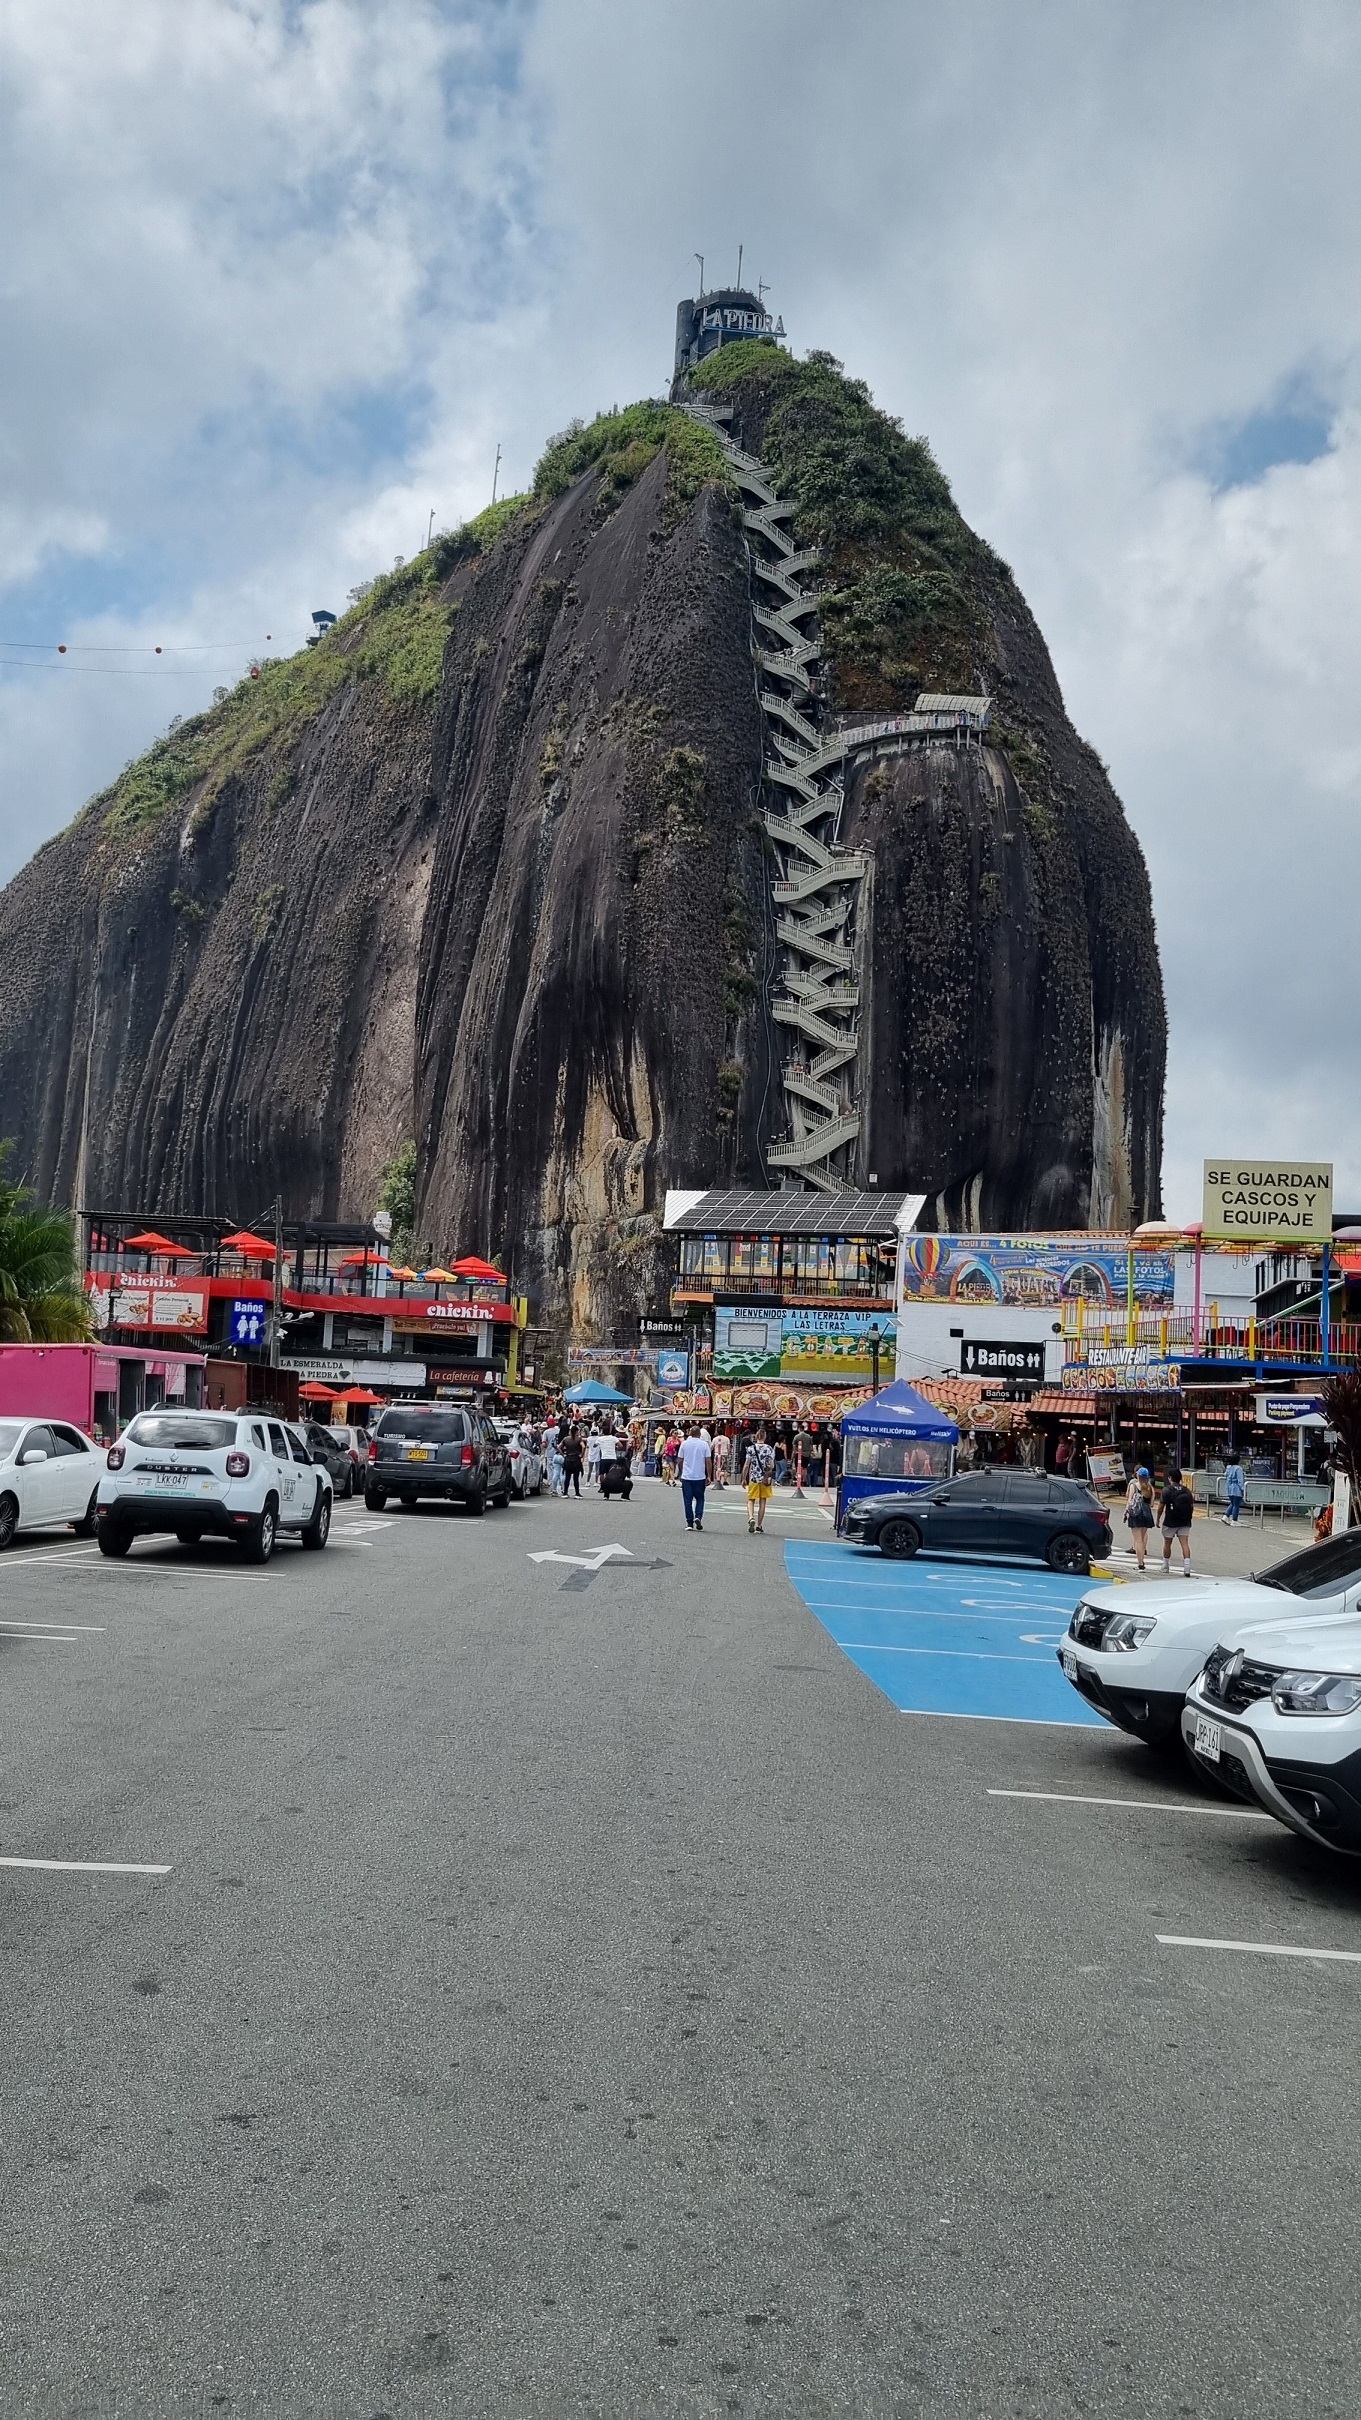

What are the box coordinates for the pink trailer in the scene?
[0,1343,206,1442]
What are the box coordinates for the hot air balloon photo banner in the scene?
[896,1233,1175,1311]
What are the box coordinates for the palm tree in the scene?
[0,1147,93,1343]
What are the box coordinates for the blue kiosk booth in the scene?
[837,1380,958,1532]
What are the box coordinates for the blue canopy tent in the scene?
[563,1379,633,1406]
[838,1380,959,1529]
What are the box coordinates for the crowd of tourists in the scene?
[533,1410,838,1534]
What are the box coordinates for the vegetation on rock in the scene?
[690,339,992,711]
[534,402,732,527]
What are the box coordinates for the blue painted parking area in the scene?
[784,1540,1107,1726]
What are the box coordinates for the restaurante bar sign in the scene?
[1202,1160,1333,1241]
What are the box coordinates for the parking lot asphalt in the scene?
[2,1481,1360,2417]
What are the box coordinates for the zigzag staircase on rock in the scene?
[679,392,982,1190]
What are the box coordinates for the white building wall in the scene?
[893,1301,1068,1384]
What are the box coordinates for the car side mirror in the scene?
[21,1449,48,1465]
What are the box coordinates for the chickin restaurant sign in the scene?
[1202,1160,1333,1242]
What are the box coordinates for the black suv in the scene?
[843,1469,1113,1574]
[364,1406,511,1515]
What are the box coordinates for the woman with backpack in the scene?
[1124,1465,1155,1570]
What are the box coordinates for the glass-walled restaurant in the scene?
[672,1221,900,1305]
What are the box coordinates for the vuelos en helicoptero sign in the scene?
[1202,1160,1333,1242]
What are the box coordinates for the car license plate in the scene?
[1060,1648,1078,1680]
[1194,1714,1222,1764]
[407,1448,430,1461]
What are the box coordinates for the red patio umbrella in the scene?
[221,1229,277,1259]
[337,1250,389,1268]
[124,1230,195,1255]
[336,1386,384,1405]
[298,1381,339,1400]
[451,1255,503,1281]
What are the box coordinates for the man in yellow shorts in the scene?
[743,1424,776,1534]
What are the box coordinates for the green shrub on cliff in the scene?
[534,403,730,526]
[99,551,460,842]
[689,340,988,710]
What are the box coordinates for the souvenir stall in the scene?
[837,1380,959,1530]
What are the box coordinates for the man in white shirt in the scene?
[678,1426,711,1532]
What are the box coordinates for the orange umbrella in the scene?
[452,1255,503,1281]
[387,1265,419,1282]
[125,1230,194,1255]
[338,1250,389,1268]
[221,1229,277,1259]
[336,1386,384,1405]
[298,1381,339,1400]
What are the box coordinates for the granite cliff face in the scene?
[0,348,1164,1339]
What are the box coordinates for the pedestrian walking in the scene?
[1124,1465,1155,1570]
[1055,1431,1072,1479]
[1222,1456,1247,1524]
[1159,1466,1195,1576]
[661,1426,681,1486]
[679,1424,711,1531]
[547,1433,565,1494]
[743,1425,776,1533]
[561,1426,584,1499]
[713,1426,731,1490]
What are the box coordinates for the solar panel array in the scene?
[666,1190,909,1237]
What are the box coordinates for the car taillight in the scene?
[226,1450,250,1477]
[367,1438,377,1462]
[106,1445,125,1470]
[461,1444,474,1465]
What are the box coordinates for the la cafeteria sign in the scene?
[1203,1159,1333,1241]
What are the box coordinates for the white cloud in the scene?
[3,0,1360,1214]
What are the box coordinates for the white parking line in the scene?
[1,1547,101,1569]
[989,1787,1273,1821]
[1157,1934,1361,1964]
[0,1618,106,1633]
[0,1856,172,1875]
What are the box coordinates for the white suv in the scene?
[1183,1608,1361,1855]
[97,1410,332,1563]
[1059,1527,1361,1750]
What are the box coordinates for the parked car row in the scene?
[0,1404,552,1557]
[1059,1527,1361,1858]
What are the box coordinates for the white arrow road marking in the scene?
[527,1545,634,1571]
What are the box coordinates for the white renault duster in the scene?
[97,1409,331,1562]
[1182,1609,1361,1855]
[1058,1527,1361,1749]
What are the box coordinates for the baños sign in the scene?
[1202,1160,1333,1242]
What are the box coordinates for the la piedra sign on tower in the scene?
[1202,1160,1333,1241]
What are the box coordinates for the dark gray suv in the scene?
[364,1407,511,1515]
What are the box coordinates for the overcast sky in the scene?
[2,0,1358,1218]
